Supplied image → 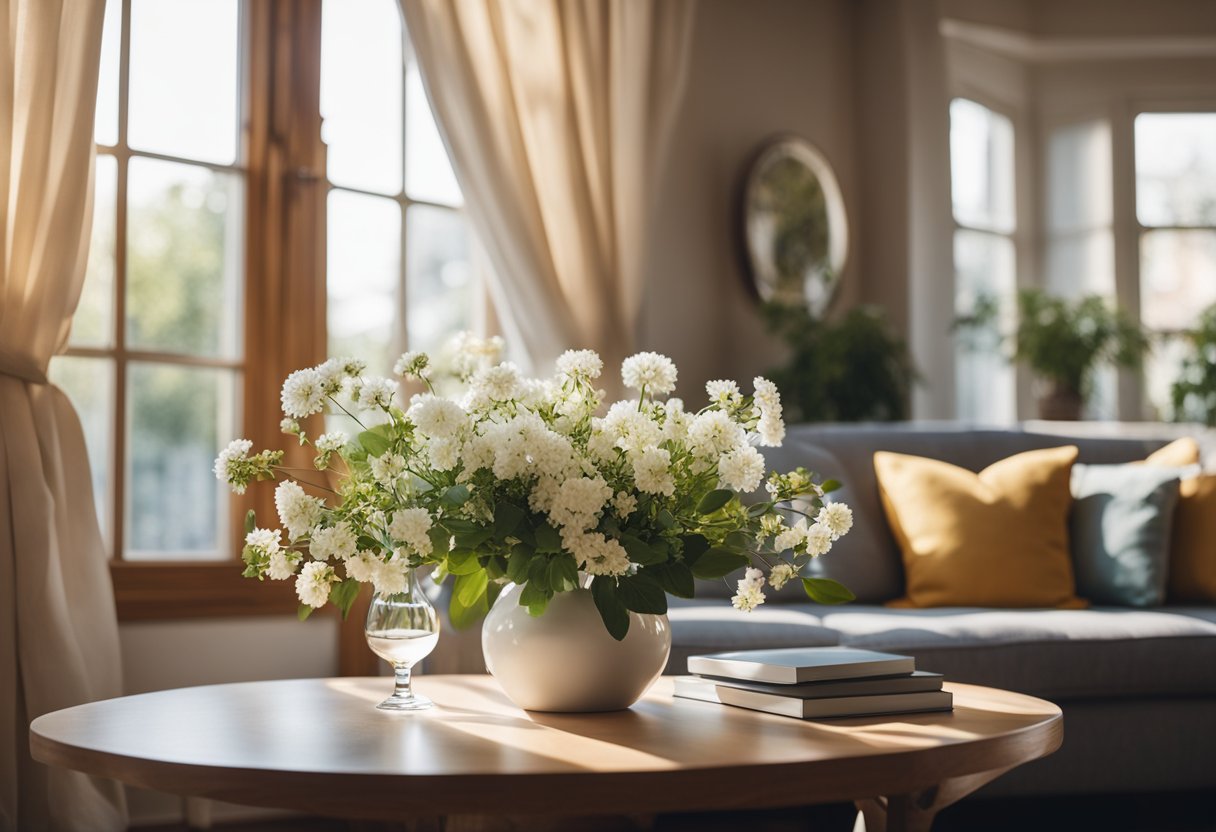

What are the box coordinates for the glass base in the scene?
[376,692,432,711]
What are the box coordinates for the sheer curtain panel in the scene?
[400,0,695,379]
[0,1,127,829]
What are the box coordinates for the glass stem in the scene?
[393,662,413,700]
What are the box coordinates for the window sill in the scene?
[111,560,301,621]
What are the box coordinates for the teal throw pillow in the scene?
[1070,463,1183,607]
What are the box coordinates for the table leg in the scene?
[853,764,1017,832]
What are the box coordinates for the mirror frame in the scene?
[737,135,849,313]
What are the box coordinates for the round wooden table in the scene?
[31,675,1061,831]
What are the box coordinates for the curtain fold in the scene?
[400,0,695,379]
[0,1,127,829]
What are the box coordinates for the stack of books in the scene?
[675,647,952,720]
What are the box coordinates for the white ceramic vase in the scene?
[482,582,671,712]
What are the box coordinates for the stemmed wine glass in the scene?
[365,569,440,711]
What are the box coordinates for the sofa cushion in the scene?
[1166,475,1216,603]
[813,605,1216,700]
[876,446,1084,608]
[1070,462,1183,607]
[665,603,838,674]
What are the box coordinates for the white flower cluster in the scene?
[214,439,253,493]
[772,503,853,558]
[275,481,323,540]
[732,567,766,612]
[752,377,785,447]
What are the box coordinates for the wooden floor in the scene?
[139,792,1216,832]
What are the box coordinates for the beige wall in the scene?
[642,0,862,402]
[641,0,957,416]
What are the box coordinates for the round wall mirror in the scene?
[741,136,848,316]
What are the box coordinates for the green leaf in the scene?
[643,561,695,598]
[689,547,750,579]
[244,509,256,535]
[453,526,493,551]
[526,555,551,593]
[591,578,630,641]
[801,576,856,605]
[297,604,314,621]
[485,555,509,581]
[533,522,562,553]
[427,526,451,557]
[440,484,472,508]
[519,579,551,608]
[547,555,579,593]
[747,501,774,518]
[507,544,533,583]
[820,479,842,494]
[680,534,710,566]
[455,569,489,608]
[697,488,735,515]
[442,518,480,534]
[449,590,489,629]
[616,573,667,615]
[724,530,751,551]
[328,578,362,619]
[493,502,526,540]
[357,429,391,457]
[446,548,482,575]
[487,581,503,608]
[656,509,677,530]
[619,534,667,566]
[526,598,550,617]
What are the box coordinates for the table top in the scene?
[31,675,1061,820]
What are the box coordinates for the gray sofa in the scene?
[669,424,1216,796]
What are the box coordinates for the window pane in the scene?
[94,0,121,146]
[1047,119,1112,232]
[321,0,403,194]
[1140,230,1216,332]
[954,229,1016,424]
[950,99,1016,233]
[126,363,237,560]
[405,62,461,206]
[128,0,239,164]
[126,158,243,358]
[406,206,474,354]
[48,356,114,548]
[328,190,401,373]
[1135,113,1216,227]
[1045,229,1115,298]
[71,154,118,348]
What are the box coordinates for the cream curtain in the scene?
[0,1,127,829]
[400,0,695,379]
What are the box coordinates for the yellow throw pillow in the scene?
[1141,437,1201,467]
[875,446,1086,608]
[1167,476,1216,602]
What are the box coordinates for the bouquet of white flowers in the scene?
[215,334,854,639]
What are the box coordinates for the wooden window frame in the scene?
[103,0,331,623]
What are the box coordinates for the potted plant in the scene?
[762,302,915,422]
[1170,302,1216,425]
[955,289,1149,421]
[215,335,854,712]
